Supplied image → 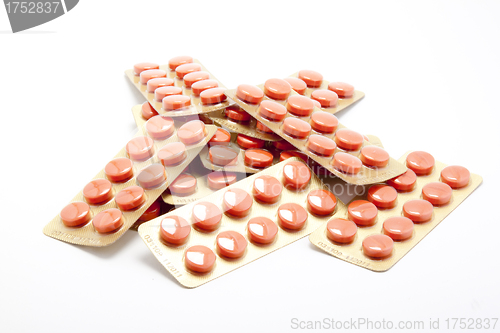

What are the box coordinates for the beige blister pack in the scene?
[125,56,233,117]
[138,157,345,288]
[287,70,365,114]
[309,151,482,271]
[225,82,407,185]
[43,116,217,247]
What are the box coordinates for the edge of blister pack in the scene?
[161,157,247,206]
[208,109,281,141]
[308,151,483,271]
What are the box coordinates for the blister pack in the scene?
[286,70,364,114]
[125,56,233,117]
[138,157,344,288]
[43,118,217,247]
[309,151,482,271]
[225,80,406,185]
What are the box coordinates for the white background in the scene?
[1,1,499,332]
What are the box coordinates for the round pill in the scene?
[126,136,155,161]
[207,171,238,190]
[83,179,113,204]
[311,111,339,133]
[326,218,357,243]
[141,102,159,120]
[280,151,295,161]
[146,116,175,140]
[253,175,283,204]
[441,165,470,189]
[160,215,191,246]
[225,106,251,122]
[422,182,453,205]
[92,208,123,234]
[158,142,187,166]
[348,200,378,226]
[278,203,308,230]
[168,55,193,71]
[247,217,278,244]
[244,149,274,168]
[403,199,433,223]
[307,135,337,157]
[155,86,182,102]
[192,202,222,231]
[328,82,355,98]
[406,151,435,175]
[256,121,273,133]
[208,128,231,146]
[284,77,307,95]
[360,146,390,168]
[383,217,414,241]
[184,245,216,273]
[162,95,191,111]
[209,146,238,166]
[60,202,91,227]
[177,120,207,145]
[311,89,338,108]
[147,77,175,93]
[367,185,398,208]
[183,71,210,88]
[362,234,394,258]
[223,188,253,217]
[105,157,134,182]
[138,200,161,221]
[273,140,296,151]
[200,87,227,105]
[334,129,364,151]
[115,186,146,211]
[333,153,362,174]
[191,79,219,96]
[286,95,315,117]
[140,69,166,85]
[175,63,202,79]
[258,100,287,121]
[264,78,292,100]
[298,70,323,87]
[237,134,265,149]
[169,174,197,196]
[216,231,248,259]
[283,160,311,190]
[136,164,167,189]
[387,169,417,192]
[283,118,311,139]
[307,189,337,215]
[133,62,159,76]
[236,84,264,104]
